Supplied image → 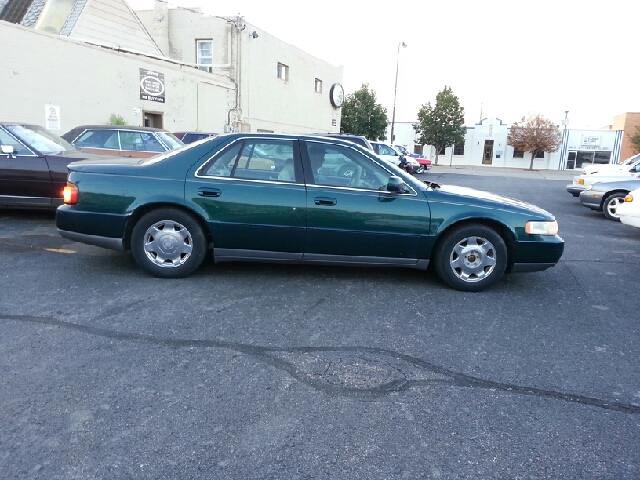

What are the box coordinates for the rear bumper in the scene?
[56,205,127,250]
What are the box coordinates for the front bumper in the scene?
[511,235,564,272]
[566,184,587,197]
[579,190,603,210]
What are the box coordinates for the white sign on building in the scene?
[581,134,601,146]
[45,104,61,130]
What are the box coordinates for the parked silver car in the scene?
[579,178,640,221]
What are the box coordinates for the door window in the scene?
[0,129,33,156]
[74,130,119,149]
[305,142,393,190]
[119,131,164,152]
[200,139,296,182]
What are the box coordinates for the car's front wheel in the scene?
[131,208,207,278]
[434,224,508,292]
[602,192,627,221]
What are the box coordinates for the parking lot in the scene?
[1,169,639,479]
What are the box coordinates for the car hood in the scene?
[430,184,554,217]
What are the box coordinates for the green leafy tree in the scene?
[108,114,127,125]
[630,126,640,154]
[507,114,562,170]
[340,84,388,141]
[413,86,466,165]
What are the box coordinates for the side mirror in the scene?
[387,176,406,193]
[1,145,15,158]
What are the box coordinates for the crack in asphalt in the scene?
[3,313,639,414]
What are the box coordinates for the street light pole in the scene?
[390,41,407,145]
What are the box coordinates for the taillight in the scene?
[63,184,78,205]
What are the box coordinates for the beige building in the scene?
[611,112,640,161]
[0,0,344,134]
[135,2,344,134]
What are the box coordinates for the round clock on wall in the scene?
[329,83,344,108]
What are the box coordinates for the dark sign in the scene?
[139,68,165,103]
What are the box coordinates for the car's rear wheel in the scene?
[434,224,508,292]
[602,193,626,221]
[131,208,207,278]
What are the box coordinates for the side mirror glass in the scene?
[387,176,406,193]
[1,145,15,155]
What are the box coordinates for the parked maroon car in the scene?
[0,123,107,209]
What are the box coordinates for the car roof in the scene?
[213,132,375,150]
[67,125,169,133]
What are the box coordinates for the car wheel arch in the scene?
[431,218,516,272]
[601,189,629,208]
[123,202,212,252]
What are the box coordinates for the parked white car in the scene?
[566,164,640,197]
[582,153,640,175]
[370,141,423,174]
[617,187,640,228]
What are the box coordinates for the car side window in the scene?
[75,130,119,149]
[306,142,391,190]
[0,129,33,156]
[234,140,294,182]
[202,141,243,177]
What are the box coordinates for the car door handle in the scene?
[314,196,337,206]
[198,188,221,198]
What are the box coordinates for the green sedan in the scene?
[56,133,564,291]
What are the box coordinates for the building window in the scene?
[315,78,322,93]
[196,40,213,73]
[535,150,544,158]
[453,144,464,155]
[277,63,289,81]
[513,148,524,158]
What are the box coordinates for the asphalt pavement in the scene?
[1,169,639,479]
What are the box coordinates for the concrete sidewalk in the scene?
[424,164,578,181]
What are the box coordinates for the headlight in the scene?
[525,220,558,235]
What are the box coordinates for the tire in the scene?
[433,224,508,292]
[602,192,626,221]
[131,208,207,278]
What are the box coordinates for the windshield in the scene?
[157,132,184,151]
[5,124,75,154]
[394,145,409,155]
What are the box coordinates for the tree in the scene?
[630,126,640,154]
[507,114,562,170]
[413,86,466,166]
[340,84,388,141]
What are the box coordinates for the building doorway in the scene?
[482,140,494,165]
[143,112,163,129]
[566,151,577,169]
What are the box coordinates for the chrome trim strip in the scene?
[303,253,426,268]
[306,183,417,196]
[0,195,49,201]
[214,248,303,261]
[212,248,429,269]
[57,229,124,251]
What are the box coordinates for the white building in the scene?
[388,119,623,170]
[135,2,345,134]
[0,0,344,135]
